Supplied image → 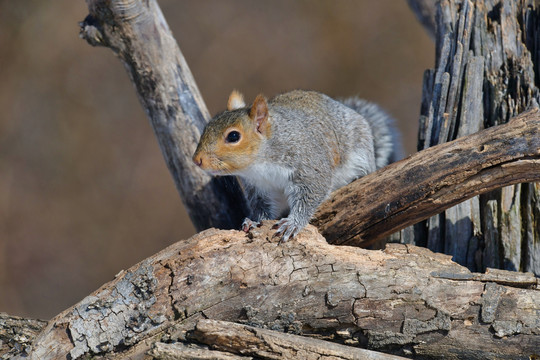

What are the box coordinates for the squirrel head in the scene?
[193,91,272,175]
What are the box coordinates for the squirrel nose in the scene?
[193,154,203,167]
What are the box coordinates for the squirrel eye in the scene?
[225,130,241,143]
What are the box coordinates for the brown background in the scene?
[0,0,433,319]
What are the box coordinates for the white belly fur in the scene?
[238,162,293,218]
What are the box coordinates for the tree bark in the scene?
[401,0,540,275]
[0,313,46,359]
[313,108,540,248]
[79,0,249,231]
[23,224,539,359]
[183,319,409,360]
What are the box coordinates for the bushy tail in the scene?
[340,97,403,168]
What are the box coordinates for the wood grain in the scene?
[189,319,408,360]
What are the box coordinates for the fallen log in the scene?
[28,223,539,359]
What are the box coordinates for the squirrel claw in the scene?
[241,218,260,232]
[274,218,299,243]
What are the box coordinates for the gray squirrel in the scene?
[193,90,402,242]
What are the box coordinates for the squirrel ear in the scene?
[249,94,270,135]
[227,90,246,111]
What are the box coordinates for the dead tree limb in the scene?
[313,108,540,247]
[26,224,539,359]
[79,0,249,231]
[150,319,410,359]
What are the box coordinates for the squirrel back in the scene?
[193,90,401,241]
[339,97,403,168]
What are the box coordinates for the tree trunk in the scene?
[80,0,249,231]
[403,0,540,275]
[24,224,540,359]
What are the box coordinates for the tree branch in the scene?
[27,223,539,359]
[313,108,540,247]
[79,0,249,231]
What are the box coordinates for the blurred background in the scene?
[0,0,433,319]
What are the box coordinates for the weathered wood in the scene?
[150,341,251,360]
[0,313,46,359]
[313,108,540,247]
[189,319,408,360]
[403,0,540,274]
[27,224,539,359]
[79,0,249,231]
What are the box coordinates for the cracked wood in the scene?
[28,223,539,359]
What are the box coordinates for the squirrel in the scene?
[193,90,401,242]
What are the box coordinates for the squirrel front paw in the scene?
[241,217,261,232]
[274,217,304,243]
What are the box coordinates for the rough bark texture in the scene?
[22,224,540,359]
[402,0,540,275]
[0,313,46,359]
[184,319,409,360]
[313,108,540,247]
[79,0,249,231]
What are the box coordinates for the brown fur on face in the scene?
[193,100,270,174]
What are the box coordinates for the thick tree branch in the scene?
[27,224,539,359]
[79,0,249,231]
[313,108,540,247]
